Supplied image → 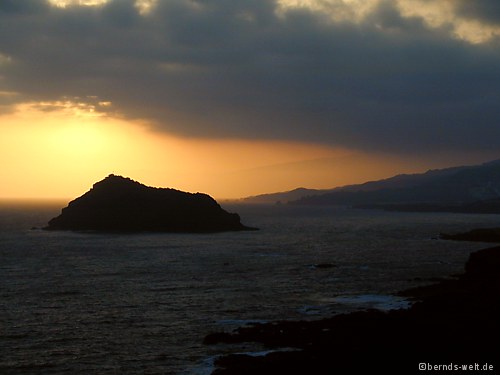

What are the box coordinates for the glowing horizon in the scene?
[2,100,497,201]
[0,100,348,200]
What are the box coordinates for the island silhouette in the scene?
[44,174,255,233]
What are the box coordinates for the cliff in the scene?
[45,175,255,233]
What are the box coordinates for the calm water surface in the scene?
[1,202,498,374]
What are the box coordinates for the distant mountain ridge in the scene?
[294,159,500,206]
[240,187,328,204]
[241,159,500,207]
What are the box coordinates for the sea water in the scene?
[1,202,499,374]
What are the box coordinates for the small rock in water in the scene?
[311,263,336,269]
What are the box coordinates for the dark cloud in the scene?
[0,0,49,14]
[1,0,500,154]
[456,0,500,26]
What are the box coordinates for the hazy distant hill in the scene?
[292,159,500,206]
[239,187,328,204]
[240,159,500,207]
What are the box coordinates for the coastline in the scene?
[205,245,500,374]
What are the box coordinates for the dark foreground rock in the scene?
[205,246,500,374]
[440,228,500,243]
[45,175,255,233]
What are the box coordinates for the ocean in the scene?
[1,202,498,374]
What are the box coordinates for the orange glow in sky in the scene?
[0,100,344,199]
[0,100,493,200]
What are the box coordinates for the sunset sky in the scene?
[1,0,500,199]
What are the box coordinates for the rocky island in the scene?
[44,175,255,233]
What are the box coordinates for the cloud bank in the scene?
[1,0,499,153]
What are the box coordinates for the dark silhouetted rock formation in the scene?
[45,175,255,233]
[205,246,500,374]
[440,227,500,243]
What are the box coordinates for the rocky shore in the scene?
[440,228,500,243]
[205,246,500,374]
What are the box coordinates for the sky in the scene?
[1,0,500,199]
